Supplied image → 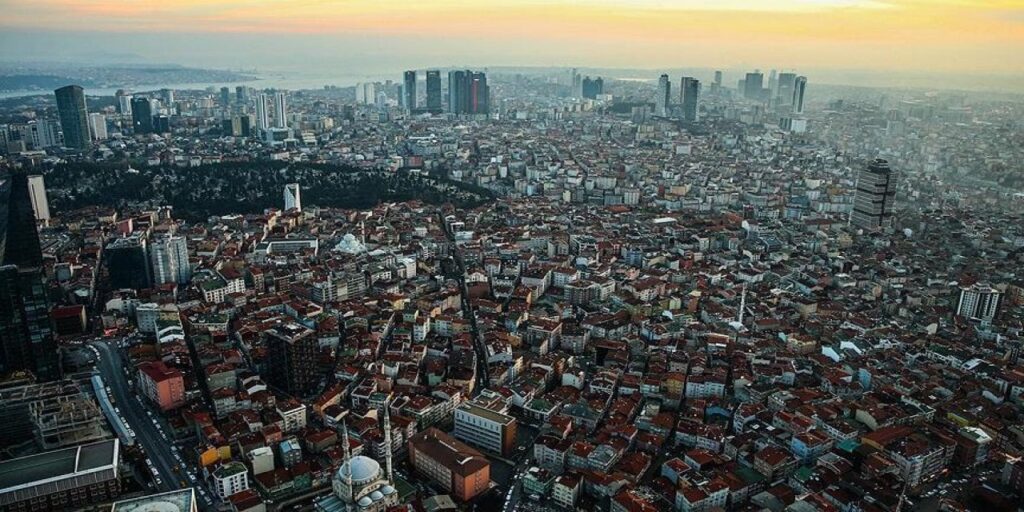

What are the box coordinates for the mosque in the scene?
[314,406,400,512]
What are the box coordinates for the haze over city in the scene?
[1,2,1023,512]
[2,0,1024,90]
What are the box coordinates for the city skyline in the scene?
[1,1,1022,80]
[1,2,1022,512]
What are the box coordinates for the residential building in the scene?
[213,462,249,500]
[137,361,186,411]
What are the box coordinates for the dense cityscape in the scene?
[1,35,1024,512]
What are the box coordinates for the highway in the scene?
[91,340,216,510]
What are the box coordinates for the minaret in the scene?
[737,282,747,325]
[383,398,394,482]
[341,421,354,502]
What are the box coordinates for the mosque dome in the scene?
[334,233,367,254]
[336,455,381,485]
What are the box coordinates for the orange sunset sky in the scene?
[1,0,1022,76]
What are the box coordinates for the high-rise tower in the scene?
[792,76,808,114]
[425,70,442,112]
[26,175,50,226]
[0,172,59,381]
[744,71,764,100]
[656,74,671,117]
[54,85,90,150]
[681,77,700,122]
[776,72,797,107]
[851,159,898,230]
[956,283,1002,323]
[402,70,417,112]
[150,235,191,286]
[255,94,270,132]
[131,97,154,134]
[448,70,489,115]
[273,92,288,128]
[284,183,301,212]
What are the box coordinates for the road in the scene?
[91,340,215,510]
[440,213,490,391]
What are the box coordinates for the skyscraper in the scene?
[448,70,489,115]
[220,87,231,107]
[54,85,90,150]
[470,72,489,114]
[776,72,798,107]
[448,70,465,113]
[425,70,442,112]
[851,159,898,230]
[572,68,583,98]
[792,76,808,115]
[714,70,723,88]
[744,71,764,100]
[655,74,670,117]
[273,92,288,128]
[403,70,417,112]
[284,183,301,211]
[681,77,700,122]
[236,85,248,104]
[0,172,59,381]
[582,77,603,99]
[150,235,191,286]
[26,175,50,225]
[160,88,174,105]
[131,97,154,134]
[255,94,270,132]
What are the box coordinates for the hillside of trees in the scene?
[41,162,494,221]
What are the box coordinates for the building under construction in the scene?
[0,376,108,455]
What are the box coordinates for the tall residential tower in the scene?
[851,159,898,230]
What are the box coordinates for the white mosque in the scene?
[328,455,398,512]
[315,408,399,512]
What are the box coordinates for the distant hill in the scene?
[41,162,494,221]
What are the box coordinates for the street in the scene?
[90,339,216,510]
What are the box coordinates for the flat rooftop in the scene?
[0,438,118,494]
[458,402,515,425]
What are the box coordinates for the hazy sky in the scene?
[1,0,1023,77]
